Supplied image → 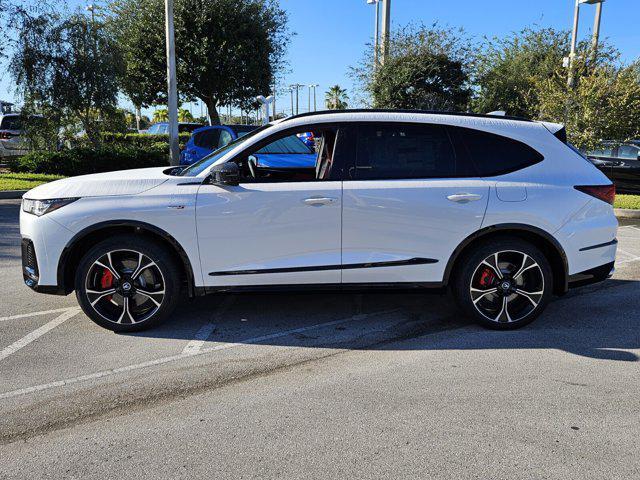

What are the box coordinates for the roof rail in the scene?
[282,108,533,123]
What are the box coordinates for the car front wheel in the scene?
[453,238,553,329]
[75,235,181,332]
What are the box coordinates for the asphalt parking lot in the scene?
[1,198,639,479]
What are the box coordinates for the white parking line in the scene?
[0,310,396,400]
[182,322,218,355]
[0,308,81,362]
[0,307,78,323]
[182,297,235,355]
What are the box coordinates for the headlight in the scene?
[22,197,79,216]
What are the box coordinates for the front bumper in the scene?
[20,208,75,295]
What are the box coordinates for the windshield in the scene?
[180,124,270,176]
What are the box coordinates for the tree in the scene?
[325,85,349,110]
[535,62,640,150]
[109,0,289,125]
[11,12,123,147]
[352,25,473,111]
[178,108,195,122]
[473,27,618,118]
[107,0,167,111]
[152,108,168,123]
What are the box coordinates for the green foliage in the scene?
[178,108,195,122]
[97,132,191,148]
[535,63,640,150]
[9,146,168,176]
[472,27,619,118]
[108,0,290,124]
[325,85,349,110]
[152,108,168,123]
[352,25,473,111]
[10,12,124,147]
[107,0,166,109]
[615,195,640,210]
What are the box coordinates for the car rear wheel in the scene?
[75,235,181,332]
[453,238,553,329]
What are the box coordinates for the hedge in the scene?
[9,146,169,176]
[99,132,192,148]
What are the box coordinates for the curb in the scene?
[615,208,640,219]
[0,190,26,200]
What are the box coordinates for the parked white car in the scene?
[0,113,29,159]
[20,110,618,331]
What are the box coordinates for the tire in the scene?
[452,237,553,330]
[75,235,181,332]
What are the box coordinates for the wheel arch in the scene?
[57,220,197,297]
[443,223,569,295]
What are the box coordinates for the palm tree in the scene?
[178,108,195,122]
[152,108,168,123]
[325,85,349,110]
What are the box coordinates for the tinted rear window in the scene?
[0,116,21,130]
[194,129,222,148]
[455,127,543,177]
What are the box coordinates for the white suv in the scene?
[20,110,618,331]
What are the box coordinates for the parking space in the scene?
[1,198,640,477]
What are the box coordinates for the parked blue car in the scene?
[180,124,257,165]
[180,124,316,169]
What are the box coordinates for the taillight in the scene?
[574,184,616,206]
[0,131,11,140]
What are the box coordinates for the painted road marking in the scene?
[0,308,81,362]
[182,322,218,355]
[0,307,78,323]
[0,310,396,400]
[182,297,235,355]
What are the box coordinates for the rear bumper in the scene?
[567,261,615,289]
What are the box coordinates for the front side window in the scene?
[353,124,466,180]
[232,125,346,183]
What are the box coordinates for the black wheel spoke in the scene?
[482,252,503,279]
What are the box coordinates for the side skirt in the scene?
[196,282,446,296]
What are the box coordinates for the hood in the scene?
[24,167,171,200]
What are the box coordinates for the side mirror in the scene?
[209,162,240,186]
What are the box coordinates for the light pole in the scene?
[289,86,294,116]
[567,0,605,88]
[309,84,319,111]
[164,0,179,165]
[367,0,380,66]
[380,0,391,65]
[289,84,304,115]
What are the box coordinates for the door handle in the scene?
[303,196,337,206]
[446,193,483,204]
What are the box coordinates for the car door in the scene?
[613,144,640,194]
[341,123,489,285]
[196,125,346,287]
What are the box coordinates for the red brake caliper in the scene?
[479,268,495,288]
[100,268,114,302]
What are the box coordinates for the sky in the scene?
[1,0,639,119]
